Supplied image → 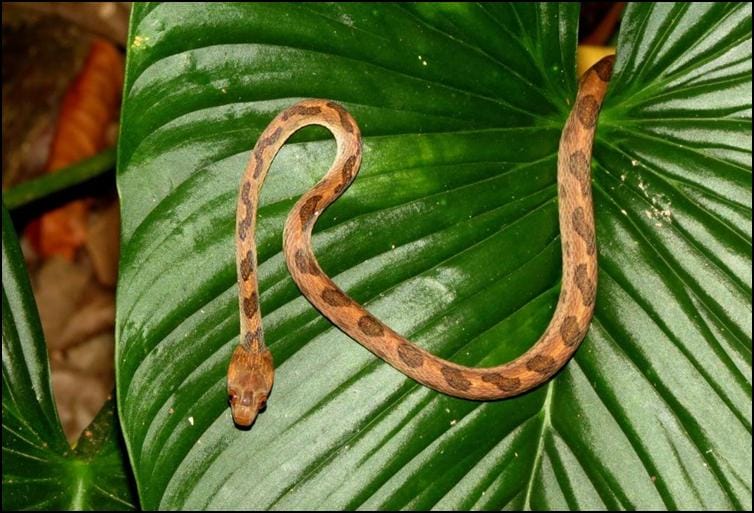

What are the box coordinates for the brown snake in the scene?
[227,55,615,427]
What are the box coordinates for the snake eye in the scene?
[258,395,268,409]
[228,391,238,403]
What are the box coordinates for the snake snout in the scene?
[231,404,258,428]
[230,389,259,427]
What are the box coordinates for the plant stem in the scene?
[2,147,117,210]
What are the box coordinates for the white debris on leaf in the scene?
[131,35,150,50]
[637,175,673,225]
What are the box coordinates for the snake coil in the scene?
[227,56,615,427]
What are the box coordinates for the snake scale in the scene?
[227,55,615,427]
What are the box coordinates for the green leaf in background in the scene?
[116,2,751,510]
[1,205,137,510]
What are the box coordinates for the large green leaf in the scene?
[116,2,751,509]
[2,205,137,510]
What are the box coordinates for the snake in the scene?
[227,55,615,427]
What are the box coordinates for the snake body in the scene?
[227,56,615,427]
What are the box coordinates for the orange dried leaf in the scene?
[30,38,124,260]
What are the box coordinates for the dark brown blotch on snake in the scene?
[571,207,595,255]
[441,366,471,391]
[342,155,357,179]
[358,314,384,337]
[334,155,359,194]
[294,249,319,275]
[238,213,253,241]
[282,105,322,120]
[526,354,557,375]
[240,250,254,281]
[299,195,323,227]
[576,95,600,129]
[326,101,355,133]
[321,287,350,307]
[243,292,259,319]
[253,152,265,179]
[397,343,424,368]
[592,56,615,82]
[241,182,252,206]
[243,328,263,350]
[567,150,590,196]
[258,126,283,151]
[252,127,283,178]
[481,373,521,392]
[238,182,253,241]
[574,264,596,306]
[560,315,582,347]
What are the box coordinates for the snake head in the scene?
[227,345,274,427]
